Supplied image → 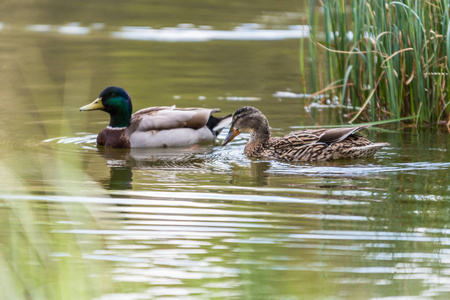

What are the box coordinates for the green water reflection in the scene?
[1,1,450,299]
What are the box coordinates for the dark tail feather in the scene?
[207,114,232,136]
[351,142,390,157]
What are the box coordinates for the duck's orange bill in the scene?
[222,128,240,146]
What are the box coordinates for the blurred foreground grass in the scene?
[0,44,116,300]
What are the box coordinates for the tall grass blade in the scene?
[306,0,450,125]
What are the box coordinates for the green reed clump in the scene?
[306,0,450,125]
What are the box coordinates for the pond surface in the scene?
[1,1,450,299]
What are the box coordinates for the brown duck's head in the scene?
[222,106,270,146]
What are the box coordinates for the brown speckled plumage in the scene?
[222,106,389,162]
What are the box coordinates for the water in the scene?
[1,1,450,299]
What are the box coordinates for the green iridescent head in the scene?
[80,86,133,128]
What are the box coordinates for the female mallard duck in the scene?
[80,86,231,148]
[222,106,389,162]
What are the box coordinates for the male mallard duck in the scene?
[222,106,389,162]
[80,86,231,148]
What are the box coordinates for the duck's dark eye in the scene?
[111,93,116,97]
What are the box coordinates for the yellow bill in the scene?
[79,98,104,111]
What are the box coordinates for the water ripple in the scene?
[0,191,369,206]
[10,22,310,42]
[290,230,450,244]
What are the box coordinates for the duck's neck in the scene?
[109,113,131,128]
[244,129,270,157]
[250,126,270,143]
[246,119,271,151]
[106,96,132,128]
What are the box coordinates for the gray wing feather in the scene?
[132,108,215,132]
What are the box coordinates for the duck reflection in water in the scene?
[107,167,133,190]
[97,146,213,190]
[228,161,271,187]
[97,147,133,190]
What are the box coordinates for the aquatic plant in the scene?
[305,0,450,125]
